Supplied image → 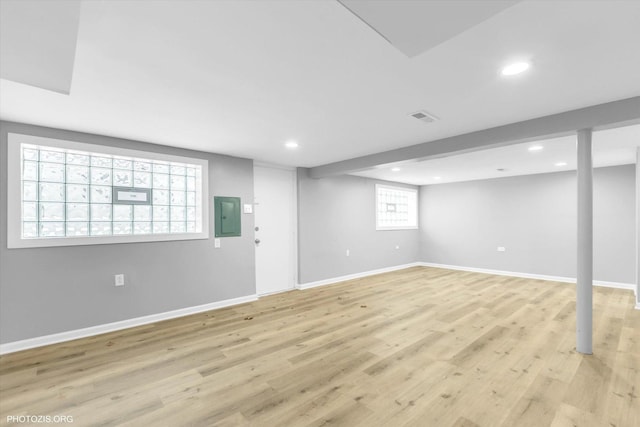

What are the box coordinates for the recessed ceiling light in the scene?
[501,61,530,76]
[391,167,401,172]
[528,145,543,152]
[433,176,441,180]
[555,162,568,167]
[284,141,298,149]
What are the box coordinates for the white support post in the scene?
[636,148,640,309]
[576,129,593,354]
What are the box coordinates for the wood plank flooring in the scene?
[0,267,638,426]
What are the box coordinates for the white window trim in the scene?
[375,184,418,231]
[7,133,209,248]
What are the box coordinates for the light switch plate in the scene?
[243,204,253,214]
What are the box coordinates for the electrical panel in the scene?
[214,196,241,237]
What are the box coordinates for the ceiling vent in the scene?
[409,110,439,124]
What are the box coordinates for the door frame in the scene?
[253,162,298,296]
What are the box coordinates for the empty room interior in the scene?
[1,1,639,426]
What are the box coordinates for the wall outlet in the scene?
[346,249,350,257]
[214,238,221,248]
[497,246,506,252]
[114,274,125,287]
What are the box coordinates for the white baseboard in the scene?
[4,263,636,354]
[594,280,637,292]
[418,262,636,292]
[296,262,422,290]
[0,294,258,355]
[258,287,296,297]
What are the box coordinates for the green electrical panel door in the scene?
[214,196,241,237]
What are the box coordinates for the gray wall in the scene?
[420,165,636,284]
[297,169,420,284]
[0,121,256,344]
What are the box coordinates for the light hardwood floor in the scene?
[0,267,638,426]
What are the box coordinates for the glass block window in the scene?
[8,133,209,248]
[375,184,418,230]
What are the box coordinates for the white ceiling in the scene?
[0,0,81,94]
[338,0,520,57]
[351,124,640,185]
[1,0,639,169]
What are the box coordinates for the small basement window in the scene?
[7,133,209,248]
[375,184,418,230]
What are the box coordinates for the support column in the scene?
[636,148,640,309]
[577,129,593,354]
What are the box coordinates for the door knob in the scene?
[255,238,261,244]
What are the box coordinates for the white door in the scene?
[254,165,296,296]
